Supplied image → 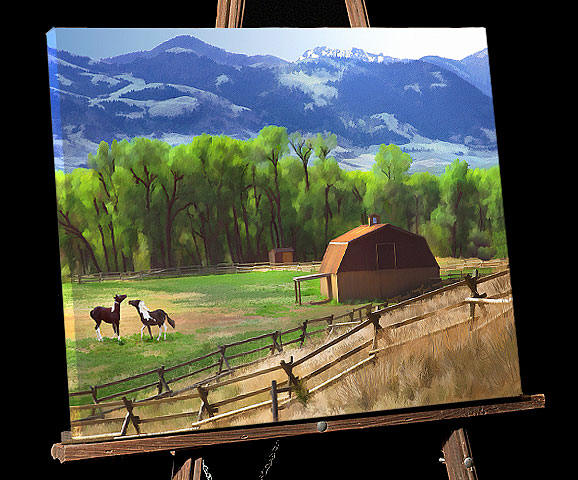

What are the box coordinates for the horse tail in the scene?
[166,313,175,329]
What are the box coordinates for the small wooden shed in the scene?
[318,219,439,302]
[268,247,295,264]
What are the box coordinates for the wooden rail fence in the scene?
[69,258,508,284]
[71,261,323,283]
[67,269,511,440]
[69,302,385,420]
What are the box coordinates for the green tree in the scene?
[407,172,440,235]
[253,126,290,247]
[289,132,313,191]
[428,159,477,258]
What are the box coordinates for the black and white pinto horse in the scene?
[128,299,176,341]
[90,294,127,342]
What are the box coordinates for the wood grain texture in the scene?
[192,458,203,480]
[215,0,245,27]
[345,0,370,27]
[442,428,478,480]
[51,394,544,463]
[216,1,369,28]
[172,458,193,480]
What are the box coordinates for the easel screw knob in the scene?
[317,421,328,432]
[463,457,474,468]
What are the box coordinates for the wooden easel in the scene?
[173,431,476,479]
[49,3,545,479]
[203,3,535,478]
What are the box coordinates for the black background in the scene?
[19,1,559,478]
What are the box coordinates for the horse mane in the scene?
[138,301,153,321]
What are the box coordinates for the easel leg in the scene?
[193,458,203,480]
[441,428,478,480]
[171,457,203,480]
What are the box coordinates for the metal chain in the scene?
[258,440,280,480]
[201,440,280,480]
[202,459,213,480]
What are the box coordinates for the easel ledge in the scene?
[52,394,544,463]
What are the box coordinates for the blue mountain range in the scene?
[48,35,498,173]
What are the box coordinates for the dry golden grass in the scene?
[72,272,521,438]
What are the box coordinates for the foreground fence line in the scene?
[69,302,383,409]
[70,269,507,411]
[69,269,511,438]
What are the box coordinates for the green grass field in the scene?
[64,265,500,404]
[64,270,325,317]
[64,270,362,402]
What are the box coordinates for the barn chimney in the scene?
[368,213,380,226]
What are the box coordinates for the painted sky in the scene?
[46,27,488,61]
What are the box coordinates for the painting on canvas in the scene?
[47,27,521,439]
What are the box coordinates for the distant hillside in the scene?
[48,35,498,172]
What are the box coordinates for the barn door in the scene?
[376,242,396,270]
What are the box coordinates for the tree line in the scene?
[55,126,507,276]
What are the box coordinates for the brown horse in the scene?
[90,294,127,342]
[128,299,175,341]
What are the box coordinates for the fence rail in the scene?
[68,268,511,439]
[71,261,323,283]
[69,258,508,284]
[439,258,508,271]
[69,302,382,413]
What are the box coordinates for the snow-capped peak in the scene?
[297,46,399,64]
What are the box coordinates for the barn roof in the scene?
[320,223,438,274]
[329,223,388,243]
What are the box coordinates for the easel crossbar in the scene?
[52,394,544,463]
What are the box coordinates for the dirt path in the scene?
[64,302,357,341]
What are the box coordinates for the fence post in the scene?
[365,304,373,319]
[299,321,308,347]
[326,315,334,335]
[280,358,299,399]
[120,396,140,436]
[196,386,217,421]
[270,380,279,422]
[90,386,99,404]
[89,386,101,418]
[157,365,171,395]
[217,345,231,373]
[270,331,283,354]
[464,270,486,330]
[369,312,382,350]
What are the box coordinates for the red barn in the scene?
[318,216,439,302]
